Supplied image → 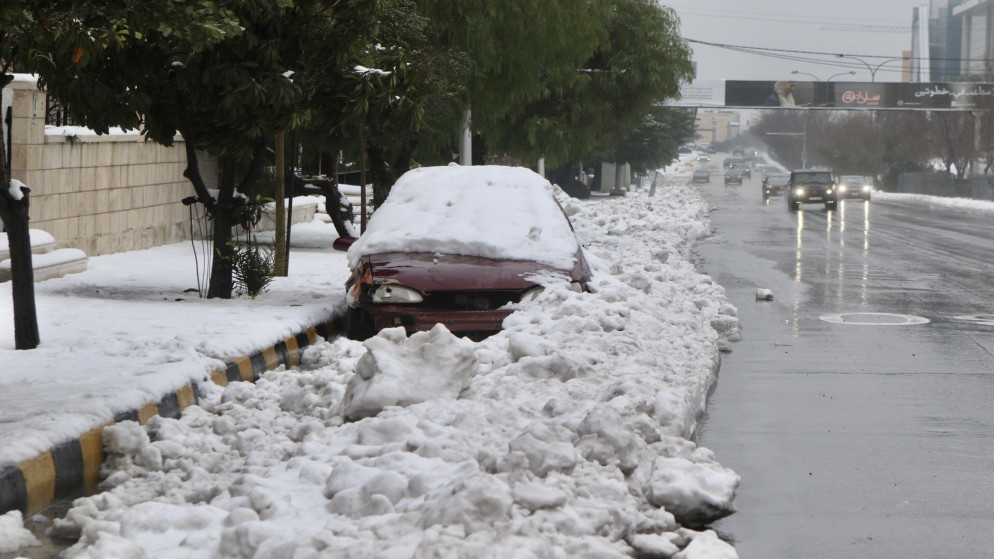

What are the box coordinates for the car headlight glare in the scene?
[862,185,872,192]
[371,284,423,304]
[838,185,848,192]
[794,188,805,196]
[826,188,833,195]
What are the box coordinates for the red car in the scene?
[762,173,789,199]
[334,165,593,340]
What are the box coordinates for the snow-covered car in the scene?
[762,173,790,199]
[334,165,593,340]
[692,169,711,183]
[787,169,838,211]
[837,175,873,201]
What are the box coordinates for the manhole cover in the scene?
[953,314,994,326]
[820,312,930,326]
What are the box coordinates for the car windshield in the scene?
[347,165,582,270]
[840,176,869,184]
[795,173,832,184]
[768,175,789,184]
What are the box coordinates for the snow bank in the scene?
[46,177,742,558]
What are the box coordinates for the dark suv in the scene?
[787,170,837,211]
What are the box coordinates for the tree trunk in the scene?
[294,175,352,237]
[206,157,237,299]
[274,133,286,277]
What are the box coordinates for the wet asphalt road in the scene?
[694,175,994,558]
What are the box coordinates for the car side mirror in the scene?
[332,237,357,252]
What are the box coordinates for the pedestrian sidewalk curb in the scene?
[0,312,346,518]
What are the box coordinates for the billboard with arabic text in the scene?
[674,81,994,110]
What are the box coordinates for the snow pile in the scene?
[45,177,741,558]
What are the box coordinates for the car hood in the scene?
[362,252,587,291]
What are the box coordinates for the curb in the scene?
[0,312,346,518]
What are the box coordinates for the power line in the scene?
[684,38,994,70]
[668,4,911,29]
[819,24,911,33]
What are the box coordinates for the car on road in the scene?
[762,173,790,199]
[724,170,744,185]
[697,155,710,162]
[333,165,593,340]
[731,163,751,179]
[836,175,873,201]
[787,169,838,211]
[693,169,711,183]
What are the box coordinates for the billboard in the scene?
[674,80,994,110]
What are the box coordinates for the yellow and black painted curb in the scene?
[0,312,346,518]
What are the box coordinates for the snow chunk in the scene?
[8,179,26,201]
[338,324,478,420]
[674,529,739,559]
[0,510,40,553]
[417,474,513,534]
[511,481,568,511]
[755,288,774,301]
[645,456,740,528]
[629,532,681,558]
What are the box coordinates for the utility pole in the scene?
[765,129,808,169]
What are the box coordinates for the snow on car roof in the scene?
[347,164,583,270]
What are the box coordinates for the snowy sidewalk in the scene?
[1,221,351,518]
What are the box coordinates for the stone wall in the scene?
[5,76,218,257]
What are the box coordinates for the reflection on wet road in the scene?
[695,178,994,559]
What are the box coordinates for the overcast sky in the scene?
[669,1,929,82]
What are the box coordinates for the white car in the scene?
[836,175,873,201]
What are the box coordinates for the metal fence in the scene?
[45,96,75,127]
[896,173,994,201]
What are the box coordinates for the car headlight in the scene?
[862,185,872,192]
[794,188,805,196]
[371,284,423,304]
[826,188,833,195]
[519,286,545,303]
[838,185,848,192]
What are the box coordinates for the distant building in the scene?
[909,0,994,81]
[953,0,994,78]
[694,110,740,145]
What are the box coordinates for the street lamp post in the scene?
[827,71,857,81]
[792,70,857,82]
[766,127,807,169]
[791,70,821,81]
[835,55,906,82]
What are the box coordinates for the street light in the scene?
[791,70,821,81]
[791,70,858,82]
[835,55,906,82]
[827,71,857,81]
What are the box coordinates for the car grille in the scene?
[425,290,523,310]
